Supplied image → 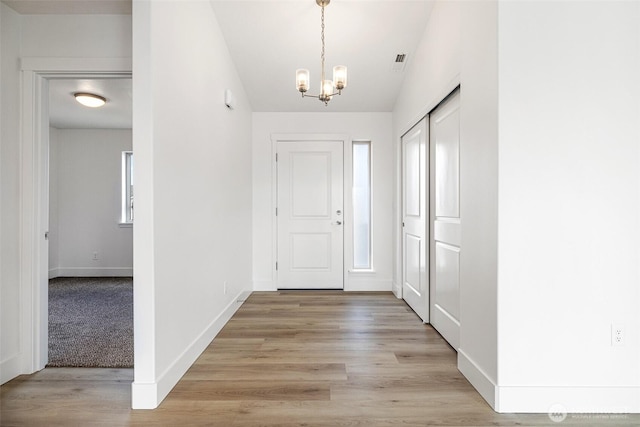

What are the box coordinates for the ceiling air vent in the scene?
[391,53,407,72]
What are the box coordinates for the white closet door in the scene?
[402,118,429,321]
[430,91,461,349]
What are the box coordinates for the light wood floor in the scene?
[2,291,638,426]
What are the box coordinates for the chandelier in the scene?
[295,0,347,106]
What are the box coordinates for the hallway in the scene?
[2,291,638,426]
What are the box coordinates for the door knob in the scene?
[334,220,342,225]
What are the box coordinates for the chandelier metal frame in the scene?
[296,0,347,106]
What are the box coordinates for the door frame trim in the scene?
[17,57,131,379]
[271,134,351,290]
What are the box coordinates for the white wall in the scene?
[48,128,133,278]
[21,14,131,58]
[392,1,461,135]
[252,112,394,292]
[394,0,640,414]
[1,9,132,385]
[496,0,640,412]
[0,2,23,384]
[132,0,253,408]
[457,0,499,407]
[392,0,500,402]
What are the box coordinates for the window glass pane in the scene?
[353,142,371,269]
[127,153,134,222]
[122,151,134,223]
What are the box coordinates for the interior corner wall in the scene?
[0,2,23,385]
[132,0,253,409]
[496,0,640,413]
[252,112,394,292]
[48,128,133,278]
[457,0,499,407]
[392,0,499,408]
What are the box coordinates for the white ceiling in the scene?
[49,78,132,129]
[6,0,434,126]
[211,0,434,112]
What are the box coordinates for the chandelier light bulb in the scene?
[296,69,310,93]
[321,80,334,100]
[333,66,347,90]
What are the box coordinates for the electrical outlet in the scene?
[224,281,228,295]
[92,251,99,261]
[611,324,625,346]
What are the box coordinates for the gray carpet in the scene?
[48,277,133,368]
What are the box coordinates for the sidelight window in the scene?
[353,141,371,270]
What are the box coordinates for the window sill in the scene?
[118,222,133,228]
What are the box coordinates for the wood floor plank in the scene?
[2,291,639,426]
[14,367,134,381]
[128,401,242,426]
[394,348,457,364]
[168,380,330,401]
[183,362,347,381]
[196,349,399,365]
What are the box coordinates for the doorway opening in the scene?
[18,61,132,375]
[272,135,351,290]
[47,77,133,367]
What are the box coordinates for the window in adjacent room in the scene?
[121,151,134,224]
[353,141,371,270]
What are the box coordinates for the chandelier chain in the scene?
[321,4,325,84]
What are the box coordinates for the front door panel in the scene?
[277,141,344,289]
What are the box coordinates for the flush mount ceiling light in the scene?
[296,0,347,106]
[74,92,107,108]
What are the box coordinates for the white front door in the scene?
[276,140,344,289]
[402,118,429,321]
[429,90,461,349]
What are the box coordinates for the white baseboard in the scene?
[496,385,640,414]
[130,381,158,410]
[458,350,640,414]
[254,280,393,292]
[0,353,23,385]
[253,280,276,291]
[458,349,497,410]
[131,289,251,409]
[236,290,252,303]
[51,267,133,278]
[392,281,402,298]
